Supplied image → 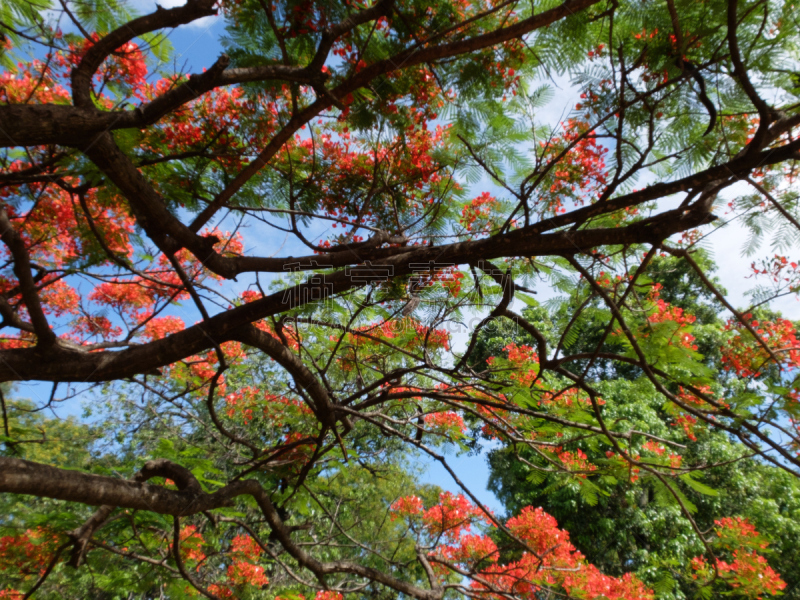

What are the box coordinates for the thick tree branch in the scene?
[0,456,445,600]
[0,209,55,346]
[0,204,715,384]
[0,456,251,514]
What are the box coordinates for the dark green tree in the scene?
[477,256,800,598]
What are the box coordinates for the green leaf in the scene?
[680,473,719,497]
[526,469,547,485]
[578,480,599,506]
[139,32,173,64]
[694,584,713,600]
[515,292,538,307]
[653,573,675,595]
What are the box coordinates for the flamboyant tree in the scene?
[2,0,800,597]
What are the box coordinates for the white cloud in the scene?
[128,0,223,29]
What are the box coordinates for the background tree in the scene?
[2,0,800,597]
[472,255,800,599]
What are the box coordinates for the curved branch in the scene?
[71,0,218,107]
[234,324,336,426]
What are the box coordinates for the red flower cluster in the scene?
[461,192,499,233]
[478,506,652,600]
[751,254,800,285]
[715,517,764,549]
[503,343,538,365]
[0,528,60,577]
[337,320,447,373]
[487,342,539,386]
[276,592,344,600]
[179,525,206,563]
[690,518,785,599]
[177,528,269,596]
[648,298,698,350]
[642,440,665,455]
[422,492,488,539]
[715,553,786,598]
[390,497,653,599]
[546,447,597,477]
[224,387,312,426]
[537,119,608,214]
[438,533,499,566]
[424,411,467,434]
[721,315,800,377]
[224,534,269,588]
[540,387,600,409]
[389,495,424,518]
